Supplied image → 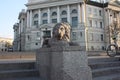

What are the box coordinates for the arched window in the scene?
[52,12,57,16]
[34,14,38,18]
[43,13,48,17]
[33,14,38,26]
[71,9,77,14]
[61,10,67,15]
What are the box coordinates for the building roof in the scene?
[86,0,108,8]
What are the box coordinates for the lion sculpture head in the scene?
[42,22,71,47]
[52,22,71,42]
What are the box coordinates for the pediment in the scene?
[109,0,120,7]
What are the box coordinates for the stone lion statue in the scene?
[42,22,71,47]
[52,22,71,42]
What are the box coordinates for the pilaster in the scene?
[67,5,70,23]
[39,9,41,25]
[57,6,60,23]
[27,11,30,27]
[30,10,33,27]
[78,3,81,23]
[48,8,50,23]
[81,3,85,23]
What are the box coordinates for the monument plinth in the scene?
[36,23,92,80]
[36,46,92,80]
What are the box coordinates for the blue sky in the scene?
[0,0,27,39]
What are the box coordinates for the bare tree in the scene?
[108,20,120,44]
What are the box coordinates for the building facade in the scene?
[13,0,120,51]
[13,9,27,51]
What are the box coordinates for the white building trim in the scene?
[38,9,41,25]
[57,6,60,23]
[30,10,32,27]
[27,11,30,27]
[67,5,70,23]
[78,3,81,23]
[48,8,50,23]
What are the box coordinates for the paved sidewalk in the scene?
[0,58,36,63]
[1,77,41,80]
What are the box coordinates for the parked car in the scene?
[7,48,13,52]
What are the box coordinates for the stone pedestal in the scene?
[36,46,92,80]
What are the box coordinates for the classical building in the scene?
[104,0,120,48]
[13,9,27,51]
[13,0,120,51]
[0,37,13,51]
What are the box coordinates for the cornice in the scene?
[107,5,120,11]
[26,0,83,10]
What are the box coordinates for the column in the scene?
[48,8,50,23]
[108,9,110,25]
[19,21,21,34]
[27,11,30,27]
[39,9,41,25]
[117,12,120,24]
[67,5,70,23]
[81,3,85,23]
[30,10,32,27]
[119,12,120,25]
[78,3,81,23]
[21,19,24,32]
[57,6,60,23]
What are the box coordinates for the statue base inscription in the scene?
[36,46,92,80]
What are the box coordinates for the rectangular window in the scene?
[88,7,92,14]
[72,32,77,40]
[94,8,97,16]
[100,22,102,28]
[80,32,82,37]
[101,34,104,41]
[72,17,78,27]
[43,20,48,24]
[91,46,94,50]
[89,20,92,27]
[43,30,51,38]
[35,43,38,45]
[61,18,67,22]
[37,32,40,37]
[99,10,102,16]
[96,34,99,41]
[34,21,38,26]
[95,21,97,27]
[27,35,31,41]
[89,33,93,41]
[52,19,57,23]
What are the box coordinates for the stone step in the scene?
[93,73,120,80]
[1,77,41,80]
[92,67,120,78]
[0,62,35,71]
[89,61,120,70]
[0,69,39,79]
[88,56,120,64]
